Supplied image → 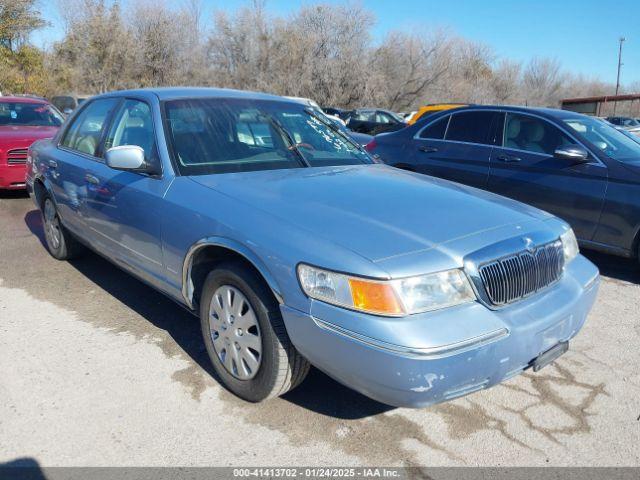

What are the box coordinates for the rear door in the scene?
[487,111,608,241]
[51,97,121,234]
[410,110,499,189]
[81,98,170,284]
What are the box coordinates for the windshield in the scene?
[564,117,640,163]
[619,118,640,127]
[0,102,63,127]
[163,98,372,175]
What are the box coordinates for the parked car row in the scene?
[604,116,640,136]
[23,87,600,409]
[367,105,640,262]
[0,96,64,190]
[50,94,90,116]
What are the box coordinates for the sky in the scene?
[32,0,640,87]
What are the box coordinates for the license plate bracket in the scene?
[532,341,568,372]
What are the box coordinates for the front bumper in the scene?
[281,254,599,408]
[0,164,27,189]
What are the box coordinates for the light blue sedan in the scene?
[26,88,600,407]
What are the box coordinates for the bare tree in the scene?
[522,57,564,106]
[491,59,522,104]
[370,30,455,110]
[51,0,135,93]
[33,0,622,108]
[129,1,192,86]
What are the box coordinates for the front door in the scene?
[487,112,608,241]
[82,98,169,284]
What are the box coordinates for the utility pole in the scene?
[614,37,625,115]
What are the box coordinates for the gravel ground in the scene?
[1,191,639,467]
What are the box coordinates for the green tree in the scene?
[0,0,45,52]
[0,0,47,94]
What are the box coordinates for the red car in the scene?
[0,96,63,190]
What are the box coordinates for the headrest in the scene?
[525,122,544,142]
[506,118,521,138]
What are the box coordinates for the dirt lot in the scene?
[1,191,639,467]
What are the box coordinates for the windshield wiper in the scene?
[261,114,311,167]
[302,107,370,156]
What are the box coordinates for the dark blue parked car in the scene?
[369,106,640,263]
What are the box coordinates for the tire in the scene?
[40,194,84,260]
[199,261,310,402]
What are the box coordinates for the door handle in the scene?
[85,173,100,185]
[496,155,521,163]
[419,146,438,153]
[48,160,58,168]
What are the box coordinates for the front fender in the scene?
[181,236,284,310]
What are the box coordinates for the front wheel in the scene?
[200,261,310,402]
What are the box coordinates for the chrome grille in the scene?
[478,240,564,306]
[7,148,28,165]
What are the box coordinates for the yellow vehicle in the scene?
[407,103,467,125]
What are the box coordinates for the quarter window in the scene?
[61,98,120,157]
[445,111,495,144]
[504,113,573,155]
[419,115,449,140]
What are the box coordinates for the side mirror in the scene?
[105,145,146,171]
[554,145,589,163]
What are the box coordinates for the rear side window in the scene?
[419,115,449,140]
[61,98,120,157]
[445,111,495,144]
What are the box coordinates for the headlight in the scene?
[297,264,476,316]
[560,228,579,263]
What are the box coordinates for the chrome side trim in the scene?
[88,226,162,266]
[312,316,509,359]
[181,237,284,310]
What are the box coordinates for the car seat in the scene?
[121,116,154,158]
[505,117,522,149]
[523,122,546,154]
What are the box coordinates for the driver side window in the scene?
[504,113,573,155]
[104,99,156,163]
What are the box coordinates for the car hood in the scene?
[190,164,553,262]
[0,126,59,148]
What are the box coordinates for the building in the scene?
[560,93,640,117]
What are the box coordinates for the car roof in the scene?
[446,104,587,120]
[93,87,294,103]
[0,96,49,104]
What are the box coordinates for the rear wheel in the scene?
[41,194,84,260]
[199,261,309,402]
